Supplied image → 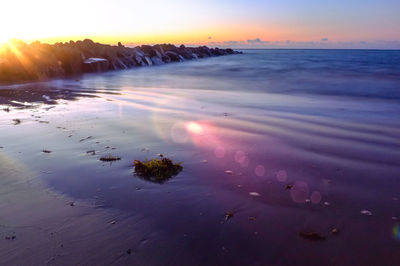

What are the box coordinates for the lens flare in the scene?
[290,181,309,203]
[393,225,400,240]
[186,122,204,135]
[310,191,322,204]
[276,170,288,182]
[255,165,265,177]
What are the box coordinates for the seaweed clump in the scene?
[133,155,183,183]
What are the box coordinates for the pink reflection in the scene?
[215,146,225,158]
[276,170,287,182]
[240,157,249,167]
[310,191,322,204]
[255,165,265,176]
[234,151,246,163]
[290,181,309,203]
[186,122,204,135]
[184,121,220,148]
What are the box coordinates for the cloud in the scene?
[223,41,240,45]
[206,39,400,49]
[247,38,263,44]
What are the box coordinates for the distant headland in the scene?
[0,39,241,83]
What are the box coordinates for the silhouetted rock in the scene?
[0,39,241,83]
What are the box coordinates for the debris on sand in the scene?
[331,228,340,235]
[249,216,256,221]
[12,119,21,125]
[100,155,121,162]
[70,202,75,206]
[202,160,208,164]
[86,150,96,155]
[225,170,233,175]
[225,212,234,221]
[79,136,93,142]
[133,155,183,183]
[298,231,326,241]
[42,149,52,153]
[285,184,293,190]
[361,209,372,216]
[249,192,260,197]
[3,107,10,112]
[126,249,132,255]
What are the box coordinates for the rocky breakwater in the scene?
[0,39,241,83]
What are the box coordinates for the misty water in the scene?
[1,50,400,265]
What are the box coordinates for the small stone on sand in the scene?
[361,209,372,216]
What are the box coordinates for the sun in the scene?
[0,35,11,45]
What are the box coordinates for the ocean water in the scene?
[71,49,400,98]
[1,50,400,265]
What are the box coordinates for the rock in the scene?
[165,51,180,62]
[299,231,326,241]
[361,209,372,216]
[331,228,339,235]
[143,57,153,66]
[225,212,234,220]
[151,56,164,65]
[83,58,109,72]
[12,119,21,125]
[0,39,240,82]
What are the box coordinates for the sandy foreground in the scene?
[1,52,400,265]
[0,152,152,265]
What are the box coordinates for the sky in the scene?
[1,0,400,49]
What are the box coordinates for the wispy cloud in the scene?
[207,39,400,49]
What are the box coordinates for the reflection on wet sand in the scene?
[1,50,400,265]
[0,83,120,108]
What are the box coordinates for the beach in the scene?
[1,50,400,265]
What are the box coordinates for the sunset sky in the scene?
[1,0,400,48]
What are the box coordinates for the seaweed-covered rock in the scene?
[133,155,183,183]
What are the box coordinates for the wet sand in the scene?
[1,51,400,265]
